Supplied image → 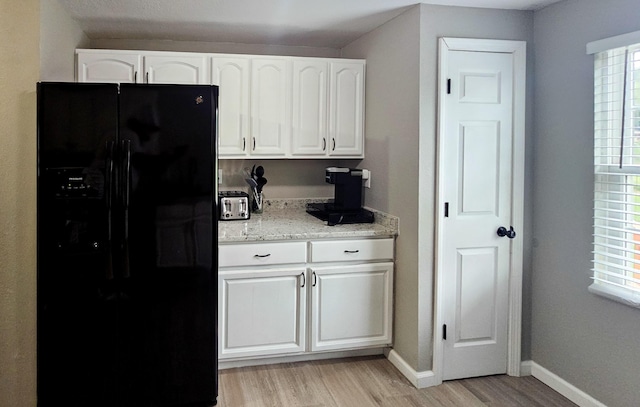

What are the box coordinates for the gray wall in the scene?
[532,1,640,406]
[342,4,534,372]
[90,38,340,58]
[342,5,424,369]
[40,0,89,81]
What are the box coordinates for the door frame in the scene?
[433,37,526,384]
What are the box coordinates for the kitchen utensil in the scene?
[245,177,258,191]
[257,177,267,193]
[255,165,264,178]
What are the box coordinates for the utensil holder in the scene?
[252,191,263,214]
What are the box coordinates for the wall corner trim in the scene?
[530,362,607,407]
[386,349,439,389]
[520,360,532,376]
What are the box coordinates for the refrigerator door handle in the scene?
[122,139,131,279]
[105,140,115,281]
[122,140,132,208]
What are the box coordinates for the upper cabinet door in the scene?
[212,56,251,157]
[291,60,328,157]
[77,52,142,83]
[144,54,211,84]
[251,58,290,156]
[329,62,365,157]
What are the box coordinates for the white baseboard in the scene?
[530,362,607,407]
[219,348,384,370]
[385,355,606,407]
[386,349,439,389]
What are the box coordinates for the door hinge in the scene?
[444,202,449,218]
[443,324,447,340]
[447,79,451,94]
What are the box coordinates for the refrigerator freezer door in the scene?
[37,82,119,407]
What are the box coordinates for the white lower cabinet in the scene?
[310,262,393,352]
[218,267,306,359]
[218,237,394,362]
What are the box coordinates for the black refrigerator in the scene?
[36,82,219,407]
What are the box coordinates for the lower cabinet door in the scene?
[310,262,393,352]
[218,267,307,359]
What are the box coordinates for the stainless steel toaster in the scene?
[218,191,250,220]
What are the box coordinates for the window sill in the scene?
[588,283,640,309]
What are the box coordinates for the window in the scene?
[589,32,640,308]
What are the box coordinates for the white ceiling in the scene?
[57,0,562,49]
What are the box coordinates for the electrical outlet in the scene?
[362,169,371,188]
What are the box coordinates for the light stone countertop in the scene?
[218,198,399,243]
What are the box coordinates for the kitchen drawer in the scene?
[219,241,307,267]
[309,238,394,263]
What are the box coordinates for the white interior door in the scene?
[437,38,525,381]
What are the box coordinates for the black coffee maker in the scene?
[307,167,374,226]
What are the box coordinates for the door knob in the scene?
[497,226,516,239]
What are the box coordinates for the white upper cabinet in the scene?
[291,59,328,156]
[76,49,365,159]
[144,54,211,84]
[77,51,142,83]
[329,62,365,157]
[76,50,209,84]
[291,59,365,158]
[212,56,251,157]
[250,58,290,156]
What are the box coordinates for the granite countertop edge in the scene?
[218,198,399,243]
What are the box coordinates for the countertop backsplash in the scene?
[218,159,361,199]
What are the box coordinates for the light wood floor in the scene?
[217,356,577,407]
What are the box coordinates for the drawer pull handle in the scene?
[313,271,317,287]
[300,273,306,288]
[254,253,271,258]
[344,250,360,254]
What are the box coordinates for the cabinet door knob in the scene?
[300,272,306,288]
[312,271,317,287]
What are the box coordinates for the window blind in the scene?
[591,42,640,307]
